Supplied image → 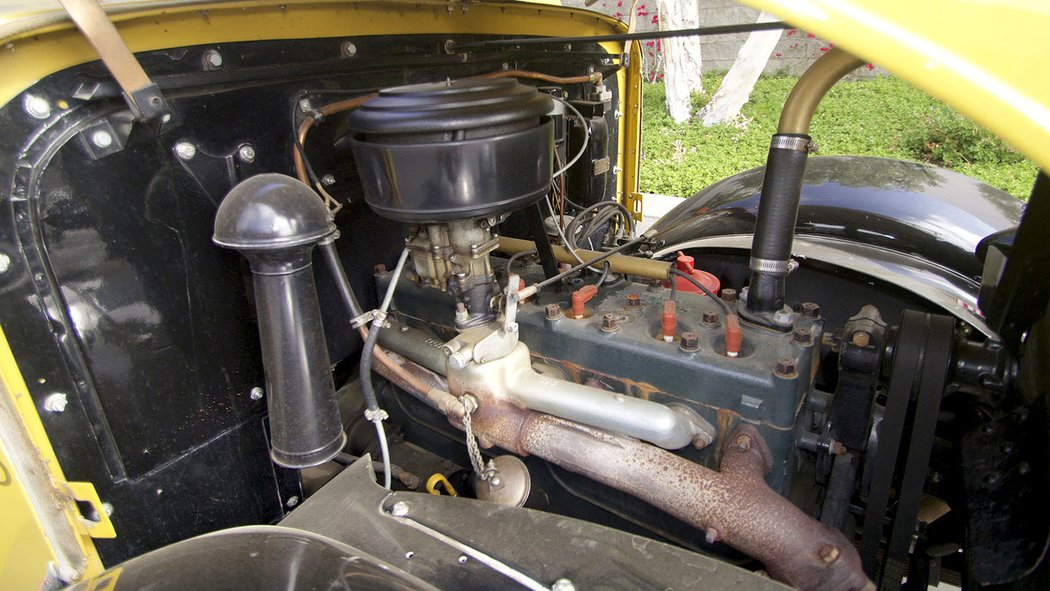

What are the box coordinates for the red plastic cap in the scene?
[662,300,677,341]
[664,251,721,297]
[725,314,743,357]
[571,285,598,318]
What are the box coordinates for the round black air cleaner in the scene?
[347,78,554,223]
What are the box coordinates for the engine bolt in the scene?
[390,501,409,517]
[91,130,113,149]
[625,293,642,309]
[202,49,223,69]
[545,303,562,320]
[43,393,68,413]
[175,142,196,160]
[600,313,620,333]
[720,288,737,303]
[774,357,797,377]
[705,528,721,544]
[801,302,821,318]
[819,545,841,564]
[735,435,751,452]
[792,326,813,346]
[701,311,720,326]
[237,144,256,163]
[851,331,872,348]
[680,332,699,352]
[249,386,264,401]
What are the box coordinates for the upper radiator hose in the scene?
[213,174,345,468]
[746,48,864,324]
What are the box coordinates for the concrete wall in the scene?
[561,0,881,78]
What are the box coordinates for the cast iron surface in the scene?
[0,32,619,564]
[282,457,789,590]
[648,156,1024,282]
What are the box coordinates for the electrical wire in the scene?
[360,247,410,490]
[531,232,652,292]
[668,268,733,317]
[552,97,590,179]
[505,248,537,273]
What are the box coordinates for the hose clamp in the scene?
[749,257,791,274]
[770,135,813,152]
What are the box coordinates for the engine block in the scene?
[385,262,823,493]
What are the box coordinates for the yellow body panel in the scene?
[0,326,106,586]
[741,0,1050,173]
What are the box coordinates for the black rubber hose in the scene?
[320,241,366,318]
[747,134,810,314]
[319,241,381,413]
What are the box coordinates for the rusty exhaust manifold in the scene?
[377,350,872,591]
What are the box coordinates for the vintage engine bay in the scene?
[2,3,1048,590]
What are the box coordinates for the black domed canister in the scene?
[347,78,555,223]
[213,174,346,468]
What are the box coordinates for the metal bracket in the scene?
[58,0,171,125]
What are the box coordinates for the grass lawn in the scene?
[639,74,1038,200]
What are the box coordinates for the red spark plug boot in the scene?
[662,300,677,342]
[571,285,598,319]
[725,314,743,358]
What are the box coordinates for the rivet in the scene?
[43,393,68,413]
[91,130,113,149]
[175,142,196,160]
[237,144,256,163]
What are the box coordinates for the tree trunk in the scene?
[699,11,780,127]
[658,0,702,124]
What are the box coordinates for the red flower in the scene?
[787,29,797,36]
[617,1,622,5]
[614,11,623,18]
[819,46,830,52]
[656,38,662,50]
[774,52,782,58]
[806,32,816,39]
[865,63,875,70]
[645,40,655,47]
[651,14,659,24]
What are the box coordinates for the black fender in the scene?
[648,156,1025,335]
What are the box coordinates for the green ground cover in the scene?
[639,74,1037,200]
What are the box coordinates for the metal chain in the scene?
[460,397,490,480]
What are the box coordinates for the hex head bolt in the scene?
[626,293,642,309]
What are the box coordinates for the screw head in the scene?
[175,142,196,160]
[341,41,357,57]
[680,331,699,351]
[250,387,264,401]
[391,501,409,517]
[735,435,752,452]
[24,94,51,119]
[91,130,113,149]
[552,579,576,591]
[285,496,299,508]
[774,356,797,377]
[600,313,620,332]
[819,544,840,564]
[851,331,871,348]
[720,288,737,303]
[237,144,256,163]
[772,306,794,326]
[202,50,223,69]
[43,393,68,413]
[626,293,642,309]
[457,555,468,564]
[701,311,720,326]
[320,174,336,186]
[545,303,562,320]
[101,502,114,516]
[792,326,813,346]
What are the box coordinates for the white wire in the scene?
[371,247,411,489]
[551,97,590,179]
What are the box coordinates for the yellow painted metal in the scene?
[740,0,1050,173]
[425,473,458,497]
[0,1,625,110]
[0,326,106,586]
[620,41,645,219]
